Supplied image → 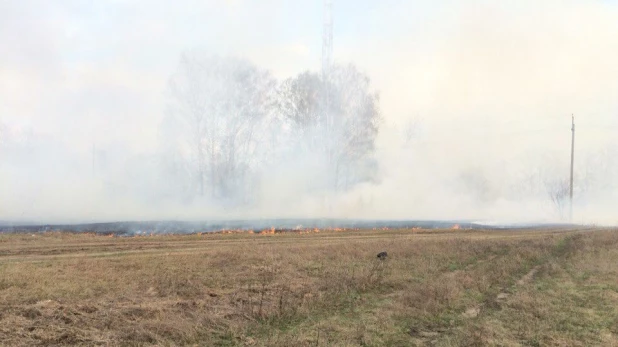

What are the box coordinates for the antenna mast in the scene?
[322,0,334,162]
[322,0,336,196]
[322,0,334,133]
[322,0,333,82]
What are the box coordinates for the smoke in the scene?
[1,0,618,226]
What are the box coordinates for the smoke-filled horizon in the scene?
[1,0,618,225]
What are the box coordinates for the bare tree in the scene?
[401,117,422,148]
[328,64,381,190]
[276,63,381,191]
[167,51,276,202]
[545,178,570,220]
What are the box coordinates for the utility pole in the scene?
[569,115,575,222]
[92,143,96,177]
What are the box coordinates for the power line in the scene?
[374,127,564,147]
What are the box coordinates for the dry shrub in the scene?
[404,276,464,314]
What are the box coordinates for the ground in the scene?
[1,227,618,346]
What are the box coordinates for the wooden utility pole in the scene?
[569,115,575,222]
[92,143,96,177]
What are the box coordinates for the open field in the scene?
[1,227,618,346]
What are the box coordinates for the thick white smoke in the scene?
[1,0,617,226]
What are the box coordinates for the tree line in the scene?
[160,50,381,205]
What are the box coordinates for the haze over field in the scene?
[1,0,617,224]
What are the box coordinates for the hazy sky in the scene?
[1,0,618,223]
[2,0,617,152]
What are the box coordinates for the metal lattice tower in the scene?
[322,0,333,80]
[321,0,334,144]
[321,0,337,192]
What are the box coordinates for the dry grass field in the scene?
[1,227,618,346]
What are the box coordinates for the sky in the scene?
[1,0,618,224]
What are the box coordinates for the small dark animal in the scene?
[377,251,388,260]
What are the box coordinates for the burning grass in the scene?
[0,227,617,346]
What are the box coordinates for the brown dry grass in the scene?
[1,227,617,346]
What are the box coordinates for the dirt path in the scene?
[516,265,540,286]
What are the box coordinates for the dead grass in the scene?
[0,227,617,346]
